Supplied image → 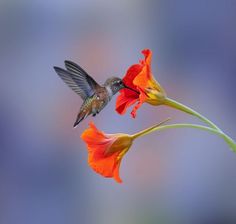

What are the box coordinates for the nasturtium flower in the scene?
[81,122,133,183]
[115,49,236,153]
[116,49,166,118]
[81,120,170,183]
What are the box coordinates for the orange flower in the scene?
[116,49,166,118]
[81,122,133,183]
[81,119,170,183]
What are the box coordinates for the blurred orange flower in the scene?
[116,49,166,118]
[81,122,133,183]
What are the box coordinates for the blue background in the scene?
[1,1,236,223]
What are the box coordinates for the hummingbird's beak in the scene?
[123,84,140,94]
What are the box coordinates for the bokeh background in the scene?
[1,0,236,223]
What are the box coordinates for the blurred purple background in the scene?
[1,1,236,223]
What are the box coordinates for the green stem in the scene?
[164,97,221,131]
[132,118,171,139]
[133,123,236,152]
[163,97,236,151]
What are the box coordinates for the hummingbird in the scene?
[54,60,138,127]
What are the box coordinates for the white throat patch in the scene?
[105,86,113,101]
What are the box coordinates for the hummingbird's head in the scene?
[104,77,126,95]
[105,77,139,96]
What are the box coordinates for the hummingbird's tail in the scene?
[73,110,89,128]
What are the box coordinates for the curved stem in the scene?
[132,123,236,152]
[164,97,221,131]
[132,118,171,139]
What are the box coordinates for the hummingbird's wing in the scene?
[54,62,99,100]
[64,61,98,88]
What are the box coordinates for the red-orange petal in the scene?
[115,64,141,115]
[81,122,125,183]
[133,49,152,88]
[130,90,147,118]
[115,49,153,117]
[116,91,138,115]
[123,64,142,88]
[113,159,122,183]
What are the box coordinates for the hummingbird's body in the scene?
[76,84,112,124]
[54,61,133,127]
